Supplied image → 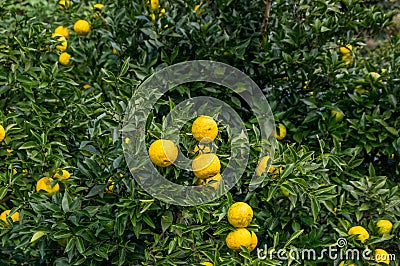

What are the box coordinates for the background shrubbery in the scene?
[0,0,399,265]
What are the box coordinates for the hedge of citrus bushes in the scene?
[0,0,399,265]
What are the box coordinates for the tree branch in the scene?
[259,0,272,49]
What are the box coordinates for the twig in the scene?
[0,195,11,204]
[259,0,272,49]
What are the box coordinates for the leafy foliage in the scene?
[0,0,399,265]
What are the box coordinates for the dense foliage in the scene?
[0,0,399,265]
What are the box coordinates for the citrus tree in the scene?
[0,0,399,265]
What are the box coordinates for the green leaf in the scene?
[385,126,398,136]
[118,248,126,266]
[53,231,72,240]
[374,118,389,128]
[30,231,46,243]
[321,26,330,32]
[267,186,279,202]
[62,191,71,213]
[87,185,106,197]
[329,155,344,171]
[18,141,38,149]
[0,187,7,201]
[142,214,156,229]
[369,163,375,177]
[284,229,304,248]
[310,197,320,222]
[76,237,85,254]
[367,234,394,244]
[65,238,75,253]
[161,211,173,233]
[120,57,130,77]
[281,164,295,179]
[168,237,177,255]
[388,94,397,107]
[78,161,94,179]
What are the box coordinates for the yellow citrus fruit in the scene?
[374,249,390,265]
[225,228,253,251]
[58,0,71,9]
[73,20,91,35]
[150,0,160,10]
[54,26,69,38]
[148,139,178,167]
[348,226,369,243]
[200,262,213,266]
[13,169,28,176]
[59,52,71,66]
[93,3,104,10]
[273,123,286,140]
[339,44,352,54]
[53,169,71,180]
[192,153,220,179]
[191,116,218,143]
[36,177,60,196]
[112,48,118,55]
[249,231,258,252]
[105,179,114,194]
[52,33,67,52]
[193,4,205,15]
[376,220,393,235]
[194,4,201,12]
[255,156,281,177]
[271,167,283,179]
[0,125,6,142]
[331,110,344,122]
[280,181,290,197]
[83,84,91,89]
[227,202,253,228]
[196,173,221,189]
[0,210,19,225]
[94,11,101,19]
[160,8,166,16]
[255,155,271,176]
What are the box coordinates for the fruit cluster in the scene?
[0,124,70,226]
[191,116,221,189]
[148,115,222,189]
[35,169,71,196]
[344,220,394,265]
[225,202,258,252]
[51,1,105,66]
